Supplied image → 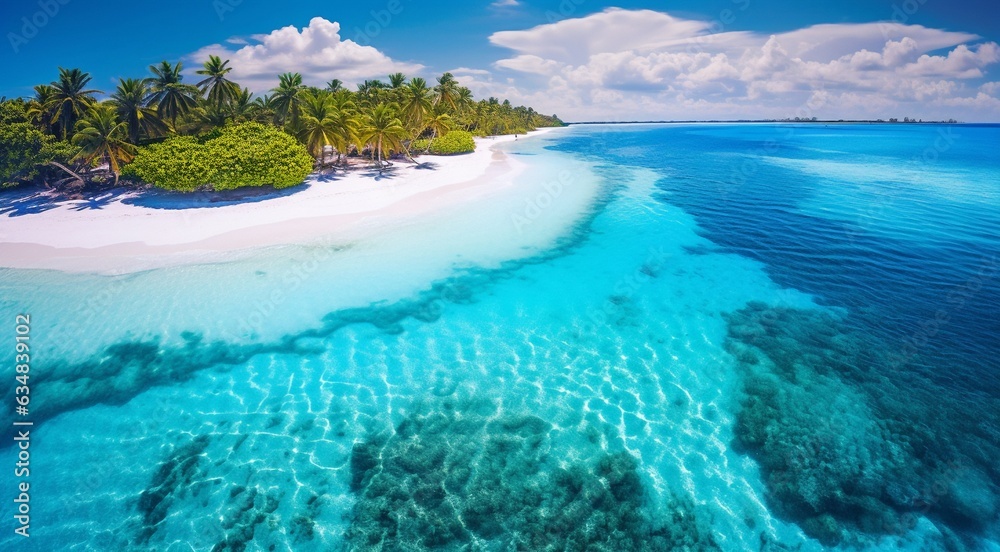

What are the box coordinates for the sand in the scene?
[0,129,562,274]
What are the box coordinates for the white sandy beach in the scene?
[0,128,562,274]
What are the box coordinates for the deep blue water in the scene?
[1,124,998,551]
[555,124,1000,396]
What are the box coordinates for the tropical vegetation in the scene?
[0,59,563,192]
[412,130,476,155]
[123,123,314,192]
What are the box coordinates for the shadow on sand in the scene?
[122,183,312,210]
[0,187,137,217]
[1,160,440,216]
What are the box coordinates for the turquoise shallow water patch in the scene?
[2,125,998,551]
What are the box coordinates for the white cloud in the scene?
[186,17,423,92]
[495,55,562,75]
[490,0,521,8]
[448,67,492,76]
[490,8,724,64]
[480,8,1000,121]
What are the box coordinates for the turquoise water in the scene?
[2,124,999,551]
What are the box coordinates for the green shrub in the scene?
[0,99,30,125]
[204,123,315,190]
[123,122,314,192]
[123,137,210,192]
[1,122,50,187]
[0,100,80,188]
[415,130,476,155]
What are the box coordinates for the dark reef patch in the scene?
[725,301,1000,548]
[137,435,211,542]
[211,486,282,552]
[132,430,320,549]
[346,394,719,551]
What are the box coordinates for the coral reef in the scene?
[137,435,211,542]
[725,302,1000,547]
[346,395,719,551]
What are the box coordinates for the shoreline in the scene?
[0,128,564,274]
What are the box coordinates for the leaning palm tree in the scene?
[110,78,167,144]
[72,105,137,184]
[195,55,240,111]
[400,78,432,137]
[145,61,200,130]
[424,110,453,151]
[358,103,408,171]
[434,72,460,112]
[271,72,305,127]
[48,68,101,140]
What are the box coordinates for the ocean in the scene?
[1,123,998,550]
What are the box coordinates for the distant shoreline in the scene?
[566,120,998,125]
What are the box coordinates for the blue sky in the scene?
[2,0,999,120]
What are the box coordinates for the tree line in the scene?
[0,58,562,189]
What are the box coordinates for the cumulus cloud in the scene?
[483,8,1000,121]
[490,8,732,64]
[495,55,563,75]
[186,17,423,92]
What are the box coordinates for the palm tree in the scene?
[326,79,343,93]
[298,90,342,167]
[195,103,229,131]
[271,72,305,127]
[72,105,136,184]
[329,92,360,165]
[434,72,460,112]
[456,87,474,114]
[110,78,167,144]
[26,84,57,135]
[145,61,200,130]
[358,103,408,170]
[388,72,407,89]
[228,87,255,122]
[400,78,432,137]
[196,55,240,111]
[424,109,453,151]
[48,68,101,140]
[251,94,276,124]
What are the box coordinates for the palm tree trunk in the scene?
[427,128,438,153]
[48,161,84,182]
[108,155,120,186]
